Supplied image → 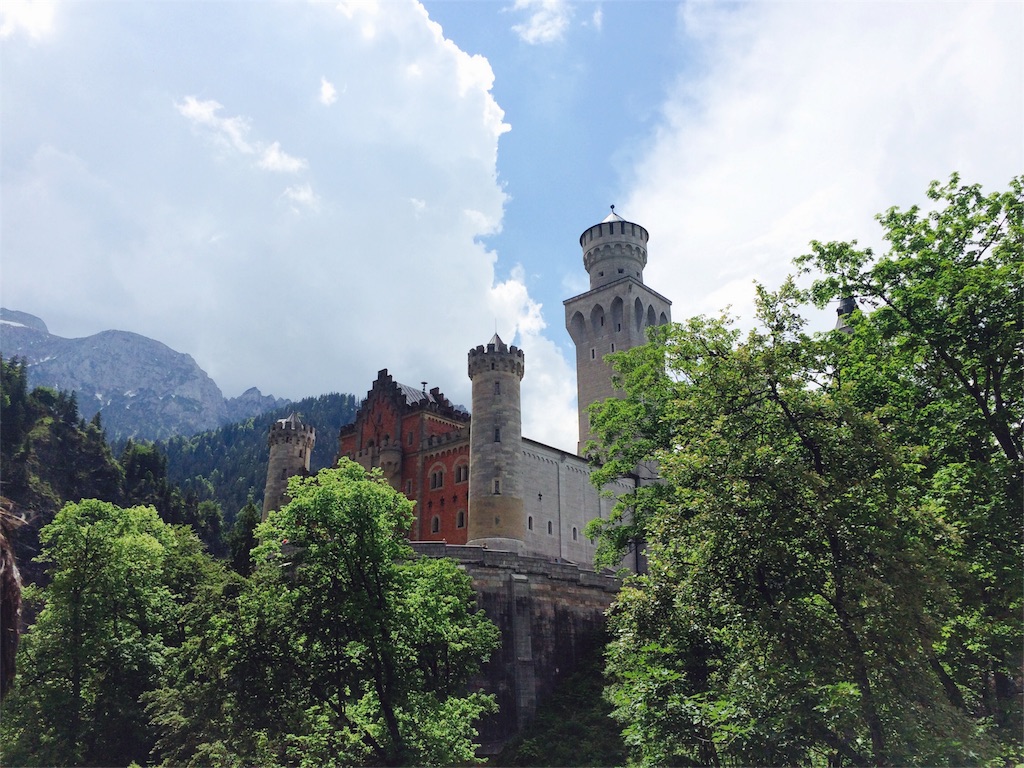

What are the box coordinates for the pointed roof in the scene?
[488,332,507,351]
[601,204,625,224]
[278,412,303,427]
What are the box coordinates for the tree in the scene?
[227,497,261,575]
[799,173,1023,746]
[147,459,500,767]
[0,500,223,766]
[587,176,1021,766]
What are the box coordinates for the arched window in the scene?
[494,381,501,395]
[454,463,469,483]
[547,520,553,535]
[494,427,501,442]
[528,515,534,531]
[572,526,578,541]
[431,516,440,534]
[493,479,501,495]
[456,510,466,528]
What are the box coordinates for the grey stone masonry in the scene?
[565,209,671,452]
[410,542,620,754]
[467,334,526,552]
[262,413,315,519]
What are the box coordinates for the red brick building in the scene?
[337,370,472,543]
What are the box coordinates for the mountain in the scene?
[0,308,289,441]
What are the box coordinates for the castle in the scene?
[264,207,670,562]
[262,208,671,748]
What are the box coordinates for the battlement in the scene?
[468,334,525,380]
[268,414,315,446]
[578,209,649,249]
[580,213,649,290]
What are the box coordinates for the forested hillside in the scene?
[0,357,226,582]
[158,393,359,525]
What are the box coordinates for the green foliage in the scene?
[228,497,261,576]
[159,393,359,526]
[0,499,226,766]
[589,176,1022,766]
[147,460,500,767]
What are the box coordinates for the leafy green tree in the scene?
[0,499,223,766]
[588,176,1021,765]
[147,459,500,767]
[228,497,261,576]
[798,173,1023,753]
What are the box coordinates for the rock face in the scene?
[0,309,288,441]
[226,386,290,423]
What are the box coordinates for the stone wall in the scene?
[411,542,620,754]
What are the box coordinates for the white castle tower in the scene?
[564,207,671,452]
[467,334,526,553]
[262,413,315,519]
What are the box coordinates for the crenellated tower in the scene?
[262,413,316,519]
[564,207,671,452]
[467,334,525,553]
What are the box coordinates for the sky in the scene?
[2,0,1021,452]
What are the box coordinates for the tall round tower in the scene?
[564,207,671,452]
[262,413,316,519]
[467,334,525,553]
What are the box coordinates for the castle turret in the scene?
[564,207,671,452]
[262,413,316,519]
[467,334,525,553]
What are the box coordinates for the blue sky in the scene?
[2,0,1021,451]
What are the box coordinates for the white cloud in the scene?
[488,265,577,450]
[623,1,1023,329]
[176,96,309,176]
[1,0,526,441]
[176,96,255,154]
[0,0,56,40]
[590,6,603,31]
[282,183,321,212]
[258,142,308,173]
[511,0,571,45]
[319,76,337,105]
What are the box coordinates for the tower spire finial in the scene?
[610,204,615,213]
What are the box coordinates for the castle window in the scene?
[493,479,501,495]
[408,431,414,445]
[456,510,465,528]
[572,526,578,541]
[547,520,553,535]
[600,316,604,326]
[406,480,413,495]
[618,268,624,274]
[611,343,616,352]
[455,464,468,483]
[494,427,501,442]
[616,322,621,332]
[299,449,304,458]
[494,381,500,395]
[528,515,534,531]
[491,362,496,370]
[598,271,604,277]
[431,516,440,534]
[591,348,596,360]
